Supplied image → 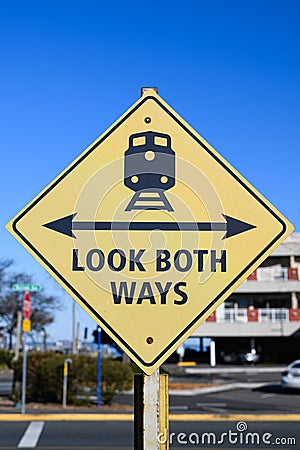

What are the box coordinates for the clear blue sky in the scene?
[1,1,299,341]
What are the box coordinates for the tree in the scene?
[0,259,61,350]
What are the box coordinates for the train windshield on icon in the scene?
[124,131,175,211]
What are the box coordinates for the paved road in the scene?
[116,373,300,414]
[0,419,299,449]
[117,386,300,414]
[1,366,300,449]
[169,385,300,414]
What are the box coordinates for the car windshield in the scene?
[291,363,300,369]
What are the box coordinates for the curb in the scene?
[184,367,285,374]
[0,413,300,422]
[169,381,277,396]
[119,381,278,396]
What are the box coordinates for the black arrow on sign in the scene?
[43,214,256,240]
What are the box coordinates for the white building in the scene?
[192,233,300,363]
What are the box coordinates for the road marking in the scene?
[186,367,285,374]
[17,421,44,448]
[196,402,227,407]
[169,405,188,411]
[202,407,227,413]
[196,402,228,413]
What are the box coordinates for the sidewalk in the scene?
[163,363,286,376]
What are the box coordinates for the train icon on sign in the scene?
[124,131,175,211]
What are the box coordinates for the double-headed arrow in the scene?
[43,214,255,240]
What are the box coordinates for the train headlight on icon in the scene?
[124,131,175,211]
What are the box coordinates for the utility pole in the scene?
[72,301,77,354]
[13,311,22,361]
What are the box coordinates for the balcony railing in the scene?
[246,267,299,282]
[206,308,300,323]
[258,308,289,323]
[219,308,248,323]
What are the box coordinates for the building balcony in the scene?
[206,308,300,323]
[236,267,300,293]
[192,308,300,337]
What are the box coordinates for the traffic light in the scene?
[92,328,99,343]
[92,327,114,345]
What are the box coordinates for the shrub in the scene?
[13,352,133,405]
[101,359,133,405]
[13,352,65,402]
[0,350,15,369]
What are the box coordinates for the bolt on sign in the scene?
[6,90,293,374]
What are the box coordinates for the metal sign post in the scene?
[134,368,169,450]
[62,358,72,408]
[97,325,101,408]
[21,292,31,415]
[21,332,27,415]
[143,369,160,450]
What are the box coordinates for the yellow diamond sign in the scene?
[6,90,293,374]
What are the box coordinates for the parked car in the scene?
[281,360,300,391]
[240,350,260,365]
[220,350,260,365]
[220,351,240,363]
